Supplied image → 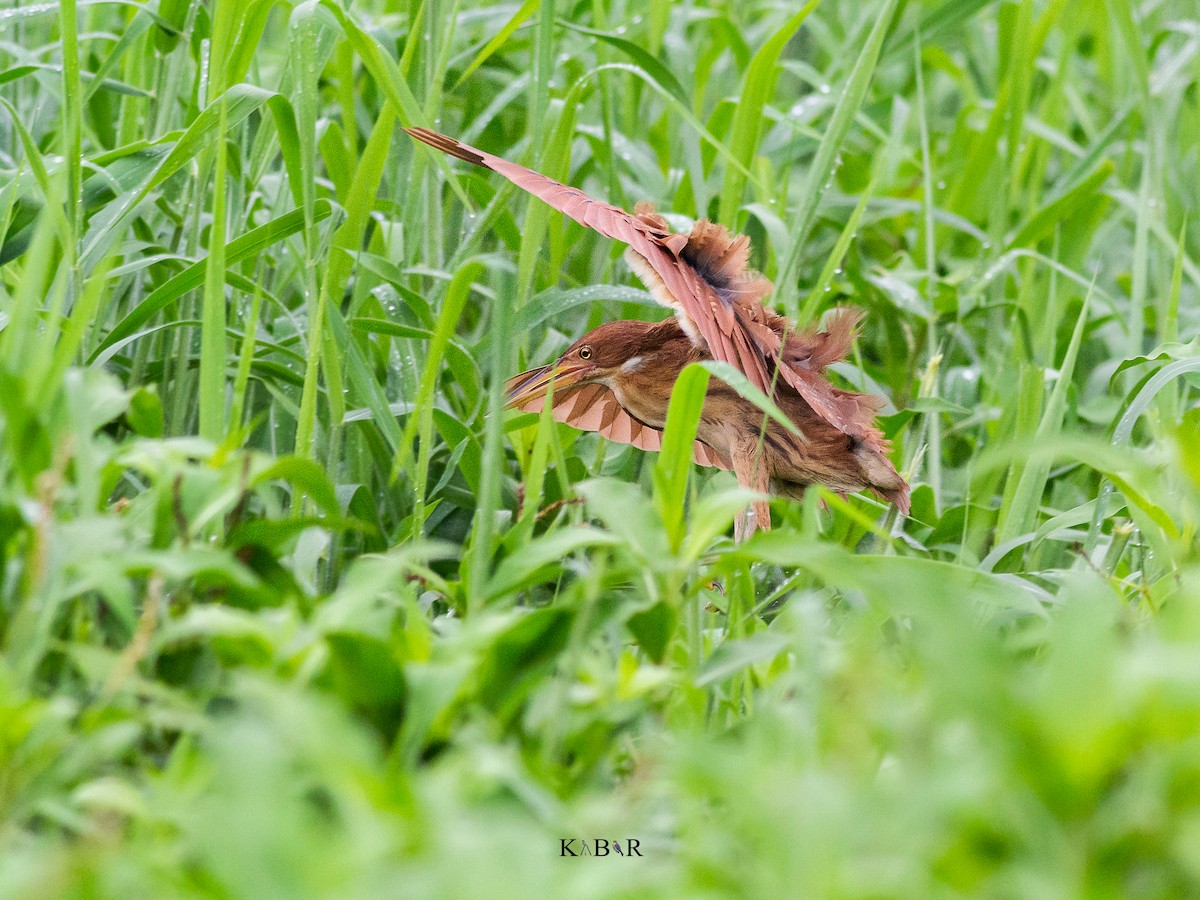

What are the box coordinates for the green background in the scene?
[2,0,1200,895]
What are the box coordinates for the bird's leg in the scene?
[730,434,771,541]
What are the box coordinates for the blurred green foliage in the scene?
[1,0,1199,895]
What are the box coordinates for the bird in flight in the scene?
[406,127,909,538]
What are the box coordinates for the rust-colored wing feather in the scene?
[406,126,893,459]
[406,126,771,389]
[506,377,731,471]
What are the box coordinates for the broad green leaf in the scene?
[486,527,620,600]
[696,634,789,688]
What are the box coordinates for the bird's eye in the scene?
[579,346,593,360]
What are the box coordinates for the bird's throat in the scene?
[602,374,672,432]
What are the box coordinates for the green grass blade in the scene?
[453,0,540,91]
[557,19,690,108]
[654,363,710,553]
[776,0,900,313]
[80,84,274,265]
[717,1,820,226]
[199,98,229,443]
[58,0,82,250]
[997,284,1092,544]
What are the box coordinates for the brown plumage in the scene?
[406,127,909,536]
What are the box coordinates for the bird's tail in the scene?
[855,445,911,515]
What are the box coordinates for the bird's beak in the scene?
[505,362,588,411]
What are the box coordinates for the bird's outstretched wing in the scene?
[506,377,731,471]
[405,128,772,379]
[405,126,888,453]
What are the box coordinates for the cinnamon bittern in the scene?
[406,127,910,538]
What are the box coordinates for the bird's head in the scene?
[506,320,662,410]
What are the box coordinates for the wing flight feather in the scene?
[508,379,731,470]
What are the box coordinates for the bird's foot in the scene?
[734,510,752,542]
[733,499,772,542]
[734,509,759,542]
